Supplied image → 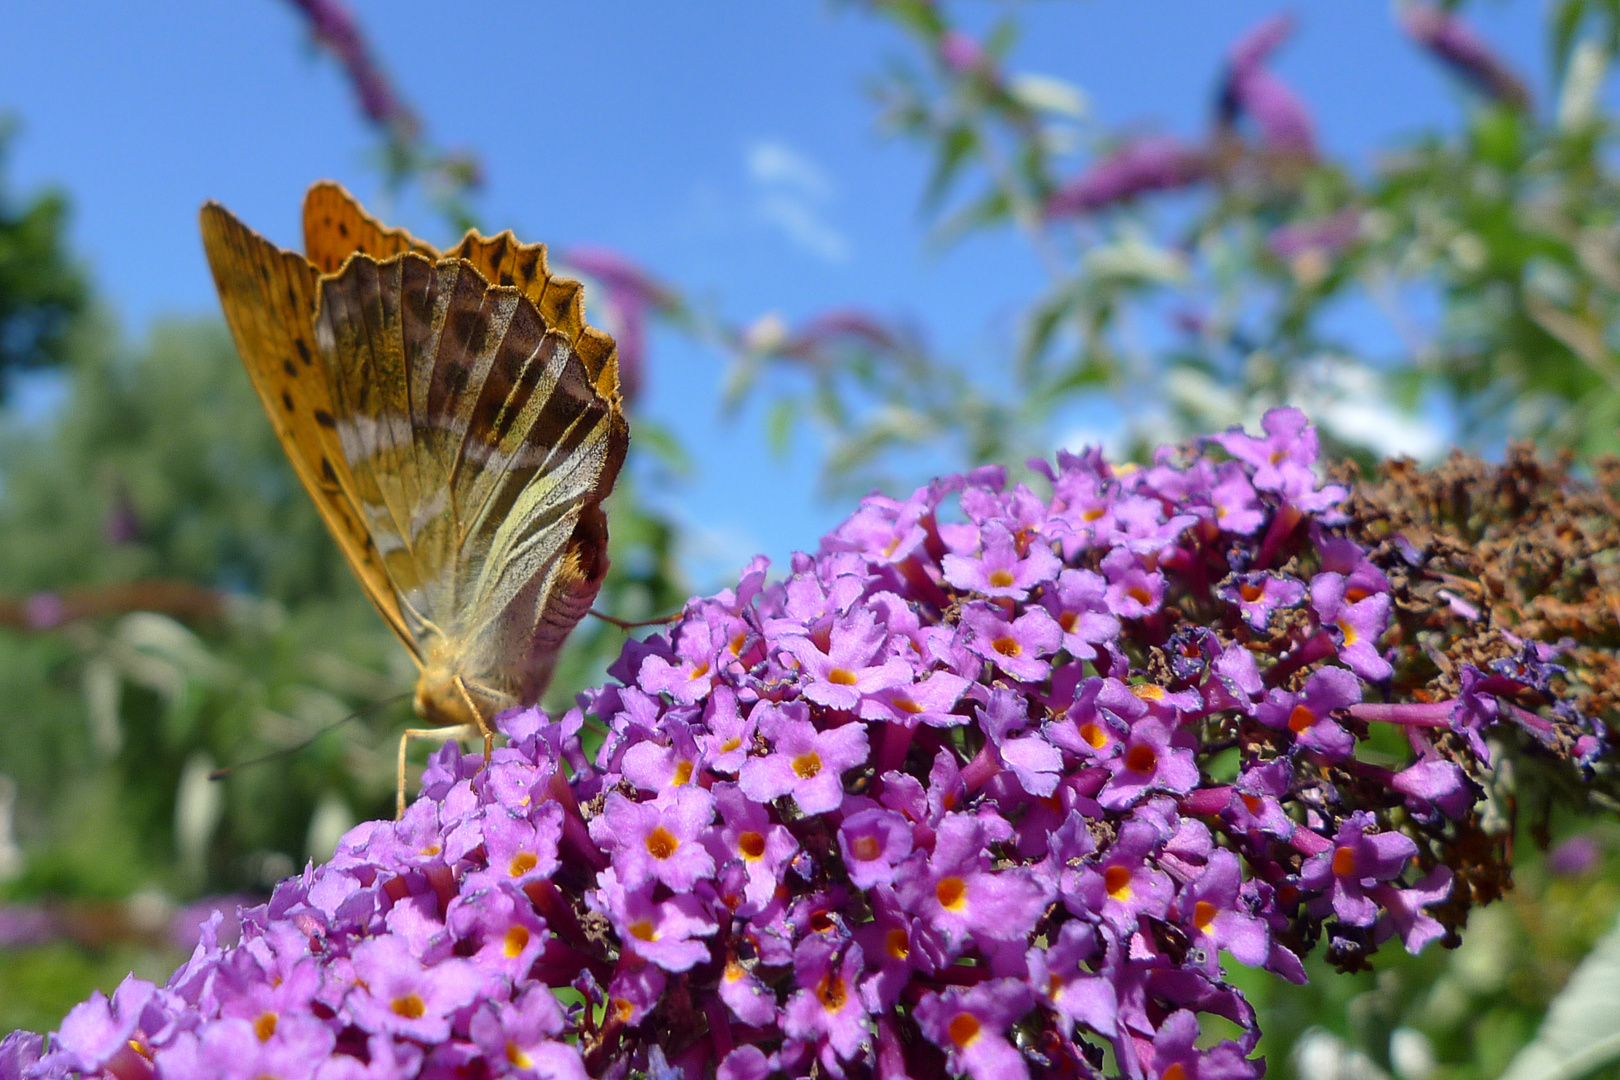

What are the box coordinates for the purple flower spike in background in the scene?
[13,408,1611,1080]
[1401,3,1532,110]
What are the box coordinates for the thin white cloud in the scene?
[745,138,851,264]
[747,140,834,200]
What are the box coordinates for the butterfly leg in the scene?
[453,676,496,774]
[396,723,478,819]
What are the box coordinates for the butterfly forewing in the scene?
[199,202,420,658]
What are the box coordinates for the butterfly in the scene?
[200,182,628,815]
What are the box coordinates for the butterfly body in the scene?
[200,184,626,812]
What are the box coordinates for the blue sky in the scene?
[0,1,1564,585]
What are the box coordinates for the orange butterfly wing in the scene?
[301,180,439,275]
[199,201,419,659]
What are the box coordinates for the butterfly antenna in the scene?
[588,608,680,631]
[208,692,413,781]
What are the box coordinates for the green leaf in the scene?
[1499,912,1620,1080]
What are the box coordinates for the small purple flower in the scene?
[345,935,481,1044]
[739,710,870,816]
[697,686,755,774]
[158,1016,336,1080]
[780,609,912,710]
[1070,819,1175,934]
[961,602,1063,682]
[1177,850,1270,971]
[1214,407,1346,513]
[467,986,587,1080]
[1391,758,1473,818]
[1373,866,1452,955]
[1101,548,1166,618]
[589,786,716,892]
[838,808,914,889]
[1219,572,1306,631]
[942,522,1060,600]
[781,937,870,1064]
[859,670,971,728]
[637,613,729,705]
[1256,666,1361,759]
[1039,568,1121,660]
[591,868,718,973]
[914,979,1035,1080]
[1098,718,1200,810]
[1145,1009,1263,1080]
[1028,921,1118,1039]
[1299,813,1418,927]
[709,782,798,912]
[895,814,1050,947]
[1210,467,1266,535]
[719,954,779,1028]
[1314,586,1393,682]
[39,976,161,1078]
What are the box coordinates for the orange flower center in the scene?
[988,569,1016,589]
[948,1012,982,1048]
[672,760,694,785]
[390,994,426,1020]
[738,831,766,860]
[1127,585,1153,606]
[1239,582,1264,602]
[992,636,1022,658]
[828,668,858,686]
[1332,845,1358,877]
[1104,865,1133,901]
[936,876,968,911]
[1125,743,1158,774]
[253,1013,277,1041]
[503,925,530,958]
[645,826,679,860]
[1080,722,1109,749]
[793,751,823,779]
[1288,704,1317,734]
[629,919,657,942]
[509,851,538,877]
[886,927,910,959]
[852,835,882,862]
[1193,900,1218,933]
[816,973,848,1012]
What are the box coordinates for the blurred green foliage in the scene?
[0,121,86,399]
[723,0,1620,498]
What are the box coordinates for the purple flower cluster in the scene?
[8,408,1603,1080]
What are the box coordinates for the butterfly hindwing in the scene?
[313,250,626,703]
[199,202,419,657]
[302,181,439,275]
